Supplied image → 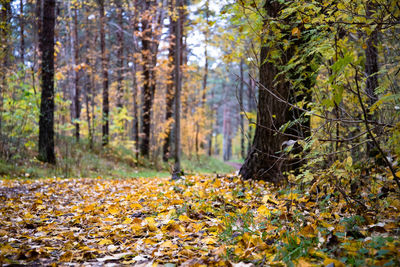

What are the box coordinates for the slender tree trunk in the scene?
[247,74,255,155]
[0,0,12,134]
[239,58,245,159]
[163,18,176,162]
[140,1,152,157]
[73,7,80,142]
[20,0,25,64]
[38,0,56,164]
[207,87,214,156]
[173,0,182,176]
[83,2,93,148]
[365,2,380,154]
[132,63,139,160]
[116,0,124,109]
[98,0,109,146]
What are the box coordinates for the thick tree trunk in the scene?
[38,0,56,164]
[239,1,290,182]
[98,0,109,146]
[239,0,313,181]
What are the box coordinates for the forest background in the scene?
[1,0,400,265]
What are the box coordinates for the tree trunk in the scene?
[116,0,124,109]
[239,0,313,181]
[0,0,12,134]
[83,2,93,148]
[73,7,80,142]
[98,0,109,146]
[38,0,56,164]
[172,0,182,176]
[128,0,140,161]
[163,16,176,162]
[365,2,380,154]
[247,73,255,155]
[222,104,232,161]
[140,1,153,157]
[239,1,290,182]
[239,58,245,159]
[20,0,25,64]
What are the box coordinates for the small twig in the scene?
[354,67,400,192]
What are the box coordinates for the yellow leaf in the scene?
[99,239,113,246]
[362,43,367,50]
[178,214,191,222]
[203,237,217,245]
[145,217,158,231]
[108,205,119,215]
[262,195,278,204]
[130,203,143,210]
[122,217,132,224]
[299,225,315,238]
[257,205,271,217]
[24,212,34,219]
[84,203,95,213]
[291,27,301,37]
[160,240,178,249]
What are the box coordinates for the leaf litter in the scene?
[0,174,399,266]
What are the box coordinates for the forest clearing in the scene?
[1,0,400,265]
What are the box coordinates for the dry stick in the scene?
[354,67,400,192]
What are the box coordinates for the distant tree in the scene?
[163,6,176,162]
[38,0,56,164]
[115,0,124,109]
[140,0,165,157]
[172,0,183,177]
[0,0,12,133]
[97,0,110,146]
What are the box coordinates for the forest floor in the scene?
[1,174,399,266]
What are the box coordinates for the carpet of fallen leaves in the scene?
[1,174,400,266]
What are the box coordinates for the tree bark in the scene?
[239,1,290,182]
[116,0,124,109]
[172,0,182,176]
[163,15,176,162]
[239,58,245,159]
[239,0,313,181]
[73,7,80,142]
[0,0,12,134]
[364,2,380,154]
[139,1,153,157]
[20,0,25,64]
[38,0,56,164]
[98,0,109,146]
